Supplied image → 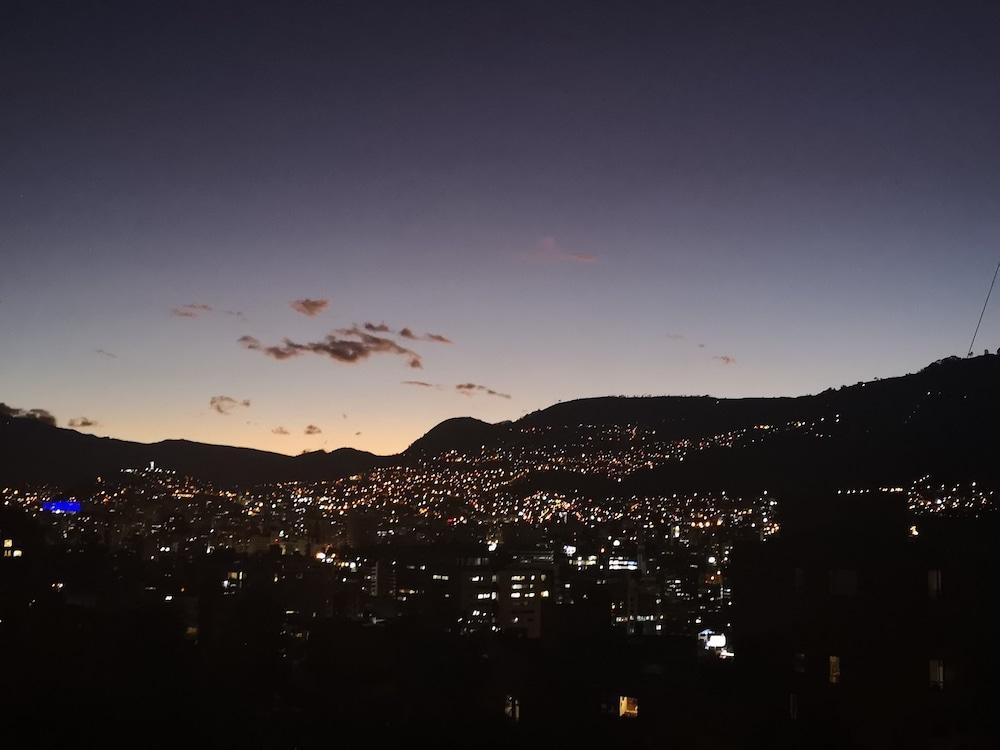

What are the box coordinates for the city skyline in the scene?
[4,1,1000,455]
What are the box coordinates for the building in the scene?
[732,495,999,747]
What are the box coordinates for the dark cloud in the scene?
[530,236,598,264]
[240,328,423,369]
[171,303,213,318]
[209,395,251,415]
[402,380,437,388]
[272,426,289,435]
[96,349,117,358]
[455,383,512,399]
[290,298,329,317]
[398,327,452,343]
[363,321,391,333]
[68,417,98,428]
[355,431,362,436]
[0,402,57,426]
[713,355,737,365]
[304,424,322,435]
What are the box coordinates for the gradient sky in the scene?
[3,0,999,456]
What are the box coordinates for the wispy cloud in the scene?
[455,383,512,399]
[272,426,289,435]
[0,402,57,426]
[665,333,686,341]
[713,355,737,365]
[209,395,251,415]
[304,424,322,435]
[171,303,244,320]
[403,380,511,398]
[290,298,330,317]
[171,303,213,318]
[68,417,98,428]
[96,349,118,358]
[398,327,453,343]
[240,327,423,369]
[365,321,452,344]
[529,236,598,264]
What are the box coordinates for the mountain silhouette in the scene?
[2,355,998,491]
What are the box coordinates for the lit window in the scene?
[504,695,520,721]
[2,539,12,548]
[618,695,639,718]
[929,659,945,690]
[829,655,841,684]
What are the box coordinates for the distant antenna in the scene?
[968,259,1000,356]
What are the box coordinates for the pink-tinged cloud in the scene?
[530,236,598,264]
[290,298,330,317]
[713,355,737,365]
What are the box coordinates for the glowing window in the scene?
[829,655,841,684]
[618,696,639,718]
[504,696,520,721]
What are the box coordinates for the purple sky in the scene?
[2,1,999,455]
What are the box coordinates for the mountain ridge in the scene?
[2,355,997,488]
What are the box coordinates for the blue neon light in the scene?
[41,500,81,514]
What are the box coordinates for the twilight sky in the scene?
[2,0,999,456]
